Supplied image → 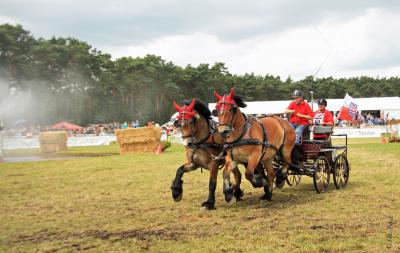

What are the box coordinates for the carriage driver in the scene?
[284,90,313,144]
[313,98,334,140]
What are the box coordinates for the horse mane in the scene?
[182,99,212,120]
[233,95,247,108]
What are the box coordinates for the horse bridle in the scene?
[181,119,196,139]
[175,113,195,137]
[176,115,210,144]
[213,99,238,133]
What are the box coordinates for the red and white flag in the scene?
[338,93,358,121]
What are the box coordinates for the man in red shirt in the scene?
[284,90,313,144]
[313,98,334,140]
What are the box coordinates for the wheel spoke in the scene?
[313,156,333,193]
[333,155,349,189]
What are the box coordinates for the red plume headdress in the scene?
[214,88,235,111]
[172,99,196,120]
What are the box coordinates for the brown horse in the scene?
[170,99,244,210]
[213,89,296,202]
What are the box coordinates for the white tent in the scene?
[209,97,400,117]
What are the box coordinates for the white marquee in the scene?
[209,97,400,116]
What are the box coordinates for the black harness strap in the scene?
[224,113,250,145]
[223,115,251,161]
[223,116,280,165]
[255,117,269,162]
[185,118,226,171]
[270,116,286,154]
[187,119,225,163]
[188,142,223,150]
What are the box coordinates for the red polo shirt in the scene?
[313,109,334,138]
[313,109,334,125]
[287,100,313,125]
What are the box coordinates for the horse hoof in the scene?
[173,193,182,202]
[250,173,267,188]
[171,182,183,202]
[201,201,216,210]
[261,185,273,201]
[260,194,272,201]
[234,189,244,201]
[223,187,235,203]
[227,196,237,205]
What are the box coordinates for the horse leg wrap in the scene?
[206,179,216,202]
[171,165,185,200]
[209,179,217,192]
[202,179,217,210]
[175,165,185,178]
[171,179,183,200]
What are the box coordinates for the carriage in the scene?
[273,125,350,193]
[172,90,352,209]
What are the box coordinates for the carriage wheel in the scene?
[333,154,350,189]
[313,156,330,193]
[286,171,301,186]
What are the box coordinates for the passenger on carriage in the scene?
[313,98,334,140]
[284,90,313,144]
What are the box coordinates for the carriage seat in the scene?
[300,126,334,159]
[301,140,329,159]
[312,125,334,135]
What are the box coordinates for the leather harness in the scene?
[186,119,224,151]
[216,114,287,166]
[182,111,287,171]
[183,119,225,172]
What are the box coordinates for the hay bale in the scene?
[115,127,161,154]
[39,131,68,153]
[388,119,400,125]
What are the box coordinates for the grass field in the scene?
[0,139,399,252]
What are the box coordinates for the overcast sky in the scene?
[1,0,400,80]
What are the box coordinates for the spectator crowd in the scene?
[0,111,397,138]
[335,112,388,127]
[0,120,144,137]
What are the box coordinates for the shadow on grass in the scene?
[341,180,367,190]
[220,179,366,211]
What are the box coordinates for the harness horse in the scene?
[213,89,296,202]
[170,99,244,210]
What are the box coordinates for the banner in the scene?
[338,93,358,121]
[2,135,116,150]
[332,127,387,138]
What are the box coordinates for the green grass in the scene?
[0,139,399,252]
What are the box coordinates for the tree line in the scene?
[1,23,399,126]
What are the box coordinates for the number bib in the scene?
[313,112,324,125]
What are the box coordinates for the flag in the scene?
[338,93,358,121]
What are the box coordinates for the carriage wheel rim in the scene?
[286,172,301,186]
[334,155,349,189]
[314,156,330,193]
